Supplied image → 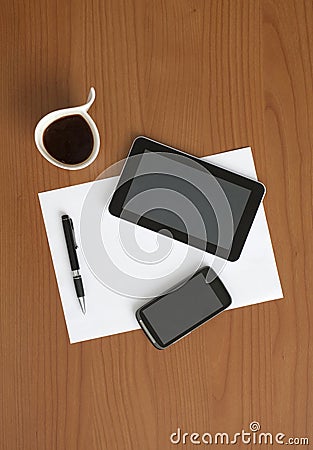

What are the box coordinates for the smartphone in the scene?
[136,267,231,349]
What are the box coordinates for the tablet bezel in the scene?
[108,136,265,261]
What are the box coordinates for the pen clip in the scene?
[70,218,78,249]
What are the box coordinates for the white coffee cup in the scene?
[34,87,100,170]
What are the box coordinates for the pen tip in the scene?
[79,297,86,315]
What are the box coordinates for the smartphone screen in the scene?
[136,268,231,349]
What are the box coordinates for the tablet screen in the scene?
[121,150,251,250]
[109,137,265,261]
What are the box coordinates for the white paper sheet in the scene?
[39,147,283,343]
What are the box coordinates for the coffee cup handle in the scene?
[79,87,96,112]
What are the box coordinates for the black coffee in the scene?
[43,114,94,165]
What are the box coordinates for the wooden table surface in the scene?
[1,1,312,449]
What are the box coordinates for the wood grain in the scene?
[0,0,312,449]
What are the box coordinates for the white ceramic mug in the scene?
[34,87,100,170]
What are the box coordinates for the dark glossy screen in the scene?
[141,272,224,345]
[122,150,251,249]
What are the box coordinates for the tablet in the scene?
[109,137,265,261]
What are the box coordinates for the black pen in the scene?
[61,214,86,314]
